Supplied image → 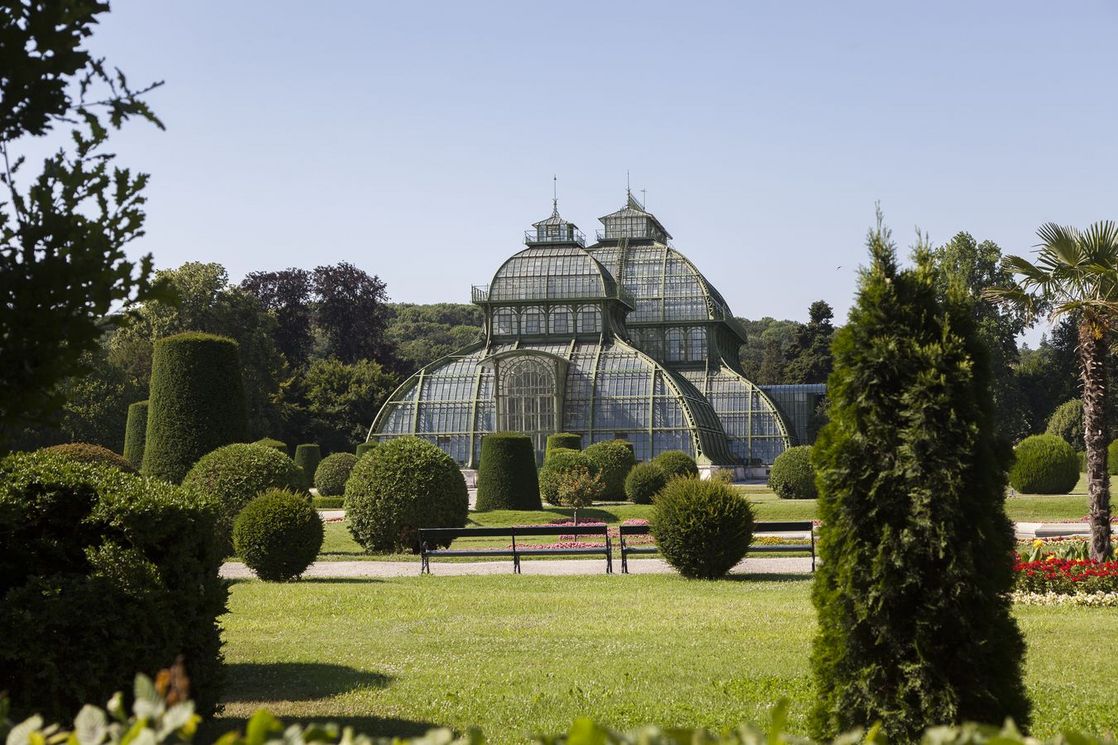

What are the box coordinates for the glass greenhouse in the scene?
[369,194,799,474]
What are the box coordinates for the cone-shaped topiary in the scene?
[253,438,288,456]
[142,333,246,483]
[475,432,541,510]
[545,433,581,460]
[293,444,321,490]
[123,401,148,468]
[356,442,378,459]
[539,449,598,506]
[768,445,817,500]
[41,442,136,474]
[314,452,359,497]
[1009,434,1079,494]
[583,440,636,500]
[652,450,698,479]
[233,488,324,581]
[625,461,667,504]
[344,436,468,553]
[649,477,753,579]
[809,217,1029,741]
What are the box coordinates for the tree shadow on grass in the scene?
[222,662,391,703]
[203,714,438,741]
[723,572,815,583]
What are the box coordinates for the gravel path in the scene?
[220,555,814,579]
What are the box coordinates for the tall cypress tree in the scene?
[809,213,1029,740]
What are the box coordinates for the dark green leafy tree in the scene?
[0,1,169,447]
[239,268,315,368]
[988,221,1118,561]
[1015,319,1079,435]
[783,300,835,384]
[811,213,1029,740]
[313,262,394,365]
[737,317,799,384]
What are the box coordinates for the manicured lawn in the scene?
[217,575,1118,742]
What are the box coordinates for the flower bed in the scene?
[1012,591,1118,607]
[1014,556,1118,595]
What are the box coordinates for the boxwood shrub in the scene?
[123,400,149,468]
[181,443,302,544]
[344,437,468,553]
[768,445,817,500]
[40,442,137,474]
[253,437,288,456]
[142,333,247,483]
[314,452,359,497]
[0,452,226,720]
[625,461,667,504]
[293,444,321,490]
[1009,434,1079,494]
[539,449,599,506]
[583,440,636,500]
[356,442,378,459]
[652,450,699,479]
[475,432,541,511]
[650,477,754,579]
[1045,398,1084,452]
[233,488,324,581]
[545,432,581,460]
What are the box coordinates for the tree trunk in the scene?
[1078,317,1112,561]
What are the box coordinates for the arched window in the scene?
[497,356,557,456]
[521,306,544,335]
[577,305,602,334]
[687,327,707,361]
[493,307,517,336]
[549,306,573,335]
[666,327,685,361]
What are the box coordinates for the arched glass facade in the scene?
[369,196,793,468]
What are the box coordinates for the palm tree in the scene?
[987,221,1118,561]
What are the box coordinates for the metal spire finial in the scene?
[626,170,631,199]
[552,174,558,215]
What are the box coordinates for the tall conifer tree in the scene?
[810,212,1029,740]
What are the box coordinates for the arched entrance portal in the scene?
[486,351,568,462]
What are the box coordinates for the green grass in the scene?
[216,575,1118,743]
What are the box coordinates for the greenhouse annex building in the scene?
[368,193,821,477]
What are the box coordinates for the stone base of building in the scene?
[698,464,770,483]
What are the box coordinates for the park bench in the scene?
[618,520,816,574]
[419,525,613,574]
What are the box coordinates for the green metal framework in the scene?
[369,195,793,467]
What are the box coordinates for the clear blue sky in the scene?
[87,1,1117,339]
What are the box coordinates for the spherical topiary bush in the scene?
[1009,434,1079,495]
[181,443,302,542]
[314,452,359,497]
[293,444,321,490]
[143,332,247,483]
[476,432,541,511]
[583,440,636,500]
[652,450,699,479]
[545,433,581,461]
[768,445,817,500]
[356,442,378,459]
[344,437,469,553]
[1045,399,1084,452]
[123,400,148,468]
[40,443,137,474]
[253,438,288,456]
[539,449,599,506]
[233,488,324,581]
[625,461,667,504]
[650,477,754,579]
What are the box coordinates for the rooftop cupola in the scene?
[597,191,672,243]
[525,199,585,247]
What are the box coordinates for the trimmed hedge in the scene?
[40,442,136,474]
[652,450,699,479]
[123,401,149,468]
[312,496,344,509]
[356,442,378,459]
[625,461,667,504]
[583,440,637,500]
[181,443,302,544]
[545,432,582,461]
[1009,434,1079,495]
[233,488,324,581]
[1045,399,1084,452]
[344,437,468,553]
[475,432,541,511]
[0,452,226,720]
[1108,441,1118,476]
[142,333,247,483]
[294,444,321,491]
[539,449,598,506]
[253,438,288,456]
[768,445,817,500]
[314,452,359,497]
[650,476,754,579]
